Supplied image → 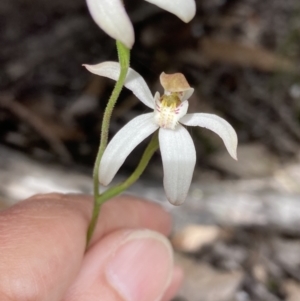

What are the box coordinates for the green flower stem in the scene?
[87,132,159,245]
[93,41,130,199]
[87,41,130,246]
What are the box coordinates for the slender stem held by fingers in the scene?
[88,41,130,246]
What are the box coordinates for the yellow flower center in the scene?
[154,92,184,130]
[160,93,181,108]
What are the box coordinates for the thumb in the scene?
[64,229,174,301]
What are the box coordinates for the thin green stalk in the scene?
[87,41,130,246]
[86,200,101,245]
[93,41,130,199]
[87,132,159,244]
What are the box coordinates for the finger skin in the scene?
[64,229,174,301]
[161,266,184,301]
[0,193,171,301]
[89,194,172,246]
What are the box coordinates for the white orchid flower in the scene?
[84,62,238,205]
[86,0,196,49]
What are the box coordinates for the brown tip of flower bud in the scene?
[160,72,191,92]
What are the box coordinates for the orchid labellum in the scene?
[84,62,238,205]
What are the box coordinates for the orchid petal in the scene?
[154,91,160,101]
[180,113,238,160]
[159,125,196,205]
[84,62,155,109]
[86,0,134,49]
[182,88,194,101]
[177,100,189,119]
[145,0,196,23]
[99,113,158,185]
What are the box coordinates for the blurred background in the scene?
[1,0,300,300]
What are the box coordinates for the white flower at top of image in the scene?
[86,0,196,49]
[84,62,238,205]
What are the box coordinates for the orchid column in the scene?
[85,0,197,244]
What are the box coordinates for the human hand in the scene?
[0,194,182,301]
